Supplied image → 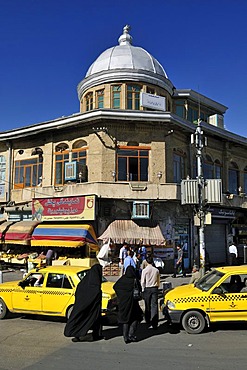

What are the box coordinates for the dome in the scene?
[86,25,168,79]
[77,26,174,99]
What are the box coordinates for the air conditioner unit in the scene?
[132,201,150,219]
[64,162,88,182]
[208,114,224,129]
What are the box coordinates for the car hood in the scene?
[0,280,19,289]
[165,283,202,300]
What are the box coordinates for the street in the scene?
[0,269,246,370]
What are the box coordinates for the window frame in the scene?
[14,157,43,189]
[117,146,150,182]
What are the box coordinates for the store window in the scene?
[112,85,121,109]
[96,89,104,109]
[173,150,185,183]
[203,155,214,179]
[117,146,149,181]
[14,157,43,189]
[0,155,6,185]
[228,161,239,195]
[244,166,247,194]
[127,84,141,110]
[85,92,93,111]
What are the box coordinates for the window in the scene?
[112,85,121,108]
[96,89,104,109]
[214,159,222,179]
[14,157,43,189]
[55,150,69,185]
[173,151,185,183]
[85,92,93,111]
[228,162,239,194]
[127,84,141,110]
[46,273,72,289]
[117,147,149,181]
[175,100,185,119]
[0,155,6,184]
[203,155,214,179]
[244,166,247,194]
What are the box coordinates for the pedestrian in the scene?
[172,245,185,277]
[138,244,147,262]
[229,243,238,265]
[189,265,201,284]
[141,255,160,329]
[123,249,136,273]
[113,265,143,344]
[118,243,129,275]
[45,249,54,266]
[64,264,104,342]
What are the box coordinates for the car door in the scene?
[208,274,247,322]
[42,272,75,315]
[12,273,43,313]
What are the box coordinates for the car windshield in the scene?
[77,269,107,283]
[195,269,224,291]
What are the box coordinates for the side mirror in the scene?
[212,286,223,295]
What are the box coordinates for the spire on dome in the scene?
[118,25,133,45]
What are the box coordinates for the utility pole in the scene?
[193,121,207,276]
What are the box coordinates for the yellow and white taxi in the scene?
[0,265,117,320]
[163,265,247,334]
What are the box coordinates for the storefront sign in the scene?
[209,207,236,219]
[32,195,95,221]
[140,92,166,111]
[0,184,5,198]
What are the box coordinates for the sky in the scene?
[0,0,246,138]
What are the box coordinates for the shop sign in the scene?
[140,92,166,111]
[0,184,5,198]
[32,195,95,221]
[209,207,236,219]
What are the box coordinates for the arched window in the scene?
[55,143,69,185]
[228,161,239,195]
[214,159,222,179]
[173,149,186,183]
[244,166,247,194]
[203,154,214,179]
[71,140,87,167]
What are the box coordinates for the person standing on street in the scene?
[113,265,143,343]
[229,243,238,265]
[141,256,160,330]
[173,245,185,277]
[64,264,104,342]
[123,249,136,273]
[119,243,129,275]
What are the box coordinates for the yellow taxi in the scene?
[0,265,117,320]
[163,265,247,334]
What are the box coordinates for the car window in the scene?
[195,269,224,291]
[219,274,247,293]
[22,273,45,287]
[46,273,72,289]
[77,269,107,283]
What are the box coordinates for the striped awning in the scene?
[31,224,99,250]
[98,220,165,245]
[0,221,16,242]
[4,221,40,245]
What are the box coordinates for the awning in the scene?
[0,221,16,242]
[4,221,40,245]
[98,220,165,245]
[31,224,99,250]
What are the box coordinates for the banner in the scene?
[32,195,95,221]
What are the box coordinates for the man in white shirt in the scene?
[141,256,160,329]
[118,243,129,275]
[229,243,238,265]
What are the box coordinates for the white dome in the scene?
[78,26,173,99]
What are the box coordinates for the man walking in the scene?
[141,256,160,329]
[229,242,238,265]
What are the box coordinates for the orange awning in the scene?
[4,221,40,245]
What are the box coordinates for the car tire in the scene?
[66,305,74,320]
[0,298,9,319]
[182,310,205,334]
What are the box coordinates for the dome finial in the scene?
[118,25,133,45]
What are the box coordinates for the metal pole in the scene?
[0,271,3,284]
[195,122,206,276]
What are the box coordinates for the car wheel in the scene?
[182,310,205,334]
[0,298,8,319]
[66,305,74,320]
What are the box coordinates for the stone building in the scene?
[0,25,247,271]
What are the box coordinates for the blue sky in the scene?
[0,0,246,137]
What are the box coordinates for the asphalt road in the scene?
[0,269,246,370]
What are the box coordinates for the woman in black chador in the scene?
[64,264,104,342]
[113,265,143,343]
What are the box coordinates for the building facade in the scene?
[0,26,247,271]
